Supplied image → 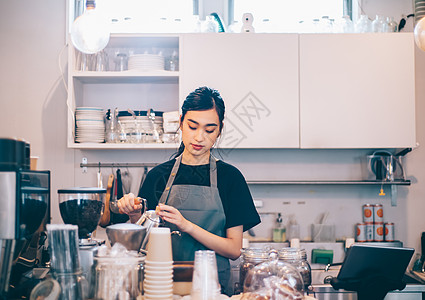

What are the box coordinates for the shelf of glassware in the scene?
[68,142,181,149]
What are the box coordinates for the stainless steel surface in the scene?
[0,239,15,295]
[106,223,147,251]
[0,172,16,239]
[79,162,158,168]
[311,284,425,300]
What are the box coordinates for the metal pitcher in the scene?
[135,210,163,249]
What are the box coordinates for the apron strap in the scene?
[158,155,182,204]
[210,155,218,188]
[159,154,218,203]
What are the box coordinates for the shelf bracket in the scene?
[82,157,88,173]
[391,185,397,207]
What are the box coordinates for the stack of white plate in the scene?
[128,54,165,71]
[75,107,105,143]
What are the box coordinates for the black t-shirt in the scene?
[138,158,260,231]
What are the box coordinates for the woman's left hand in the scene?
[156,203,193,233]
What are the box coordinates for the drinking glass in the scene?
[95,50,109,72]
[115,53,128,71]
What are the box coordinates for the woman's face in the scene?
[180,109,221,162]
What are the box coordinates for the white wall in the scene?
[1,0,425,256]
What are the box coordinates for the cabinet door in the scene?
[181,33,299,149]
[299,33,416,149]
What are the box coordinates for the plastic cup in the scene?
[190,250,220,300]
[146,227,173,262]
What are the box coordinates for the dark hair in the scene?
[173,86,225,158]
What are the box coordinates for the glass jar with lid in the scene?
[239,248,276,289]
[278,247,311,290]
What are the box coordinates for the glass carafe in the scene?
[355,15,372,33]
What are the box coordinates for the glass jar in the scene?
[278,248,311,291]
[94,255,143,300]
[239,248,275,288]
[53,271,87,300]
[243,254,304,298]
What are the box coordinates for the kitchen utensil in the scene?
[109,196,145,214]
[135,210,164,249]
[99,173,114,227]
[109,170,130,224]
[368,151,405,181]
[146,227,173,262]
[105,223,147,251]
[96,163,103,189]
[121,169,132,194]
[137,166,148,197]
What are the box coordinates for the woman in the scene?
[118,86,260,294]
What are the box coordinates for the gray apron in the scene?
[159,154,231,294]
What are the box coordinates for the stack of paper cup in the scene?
[144,227,173,300]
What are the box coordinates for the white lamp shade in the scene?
[71,9,110,54]
[414,17,425,52]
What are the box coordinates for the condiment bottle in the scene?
[272,213,286,242]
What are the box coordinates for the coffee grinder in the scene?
[0,138,50,299]
[57,187,106,297]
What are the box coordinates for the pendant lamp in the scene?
[414,0,425,51]
[71,0,110,54]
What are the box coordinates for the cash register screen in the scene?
[337,244,414,282]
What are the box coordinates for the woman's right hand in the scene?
[117,193,143,215]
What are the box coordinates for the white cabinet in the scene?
[66,33,417,150]
[299,33,416,149]
[180,33,300,149]
[66,34,181,149]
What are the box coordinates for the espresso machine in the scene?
[0,138,50,299]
